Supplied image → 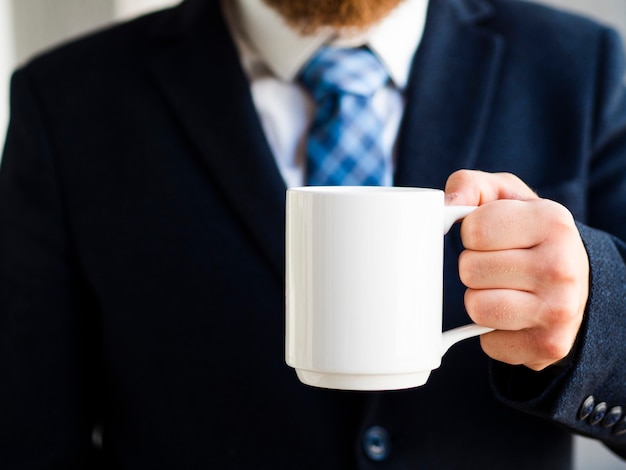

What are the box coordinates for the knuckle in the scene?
[446,169,482,198]
[542,338,571,363]
[544,292,582,332]
[499,172,522,187]
[533,330,572,364]
[499,172,537,199]
[449,169,476,186]
[535,240,580,287]
[535,253,583,309]
[542,200,575,236]
[539,250,574,284]
[549,303,572,324]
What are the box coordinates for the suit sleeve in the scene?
[0,69,101,468]
[489,26,626,458]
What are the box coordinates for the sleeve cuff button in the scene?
[589,402,608,426]
[579,395,595,421]
[602,406,623,428]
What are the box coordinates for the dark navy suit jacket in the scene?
[1,0,626,468]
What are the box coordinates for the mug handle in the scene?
[441,205,495,355]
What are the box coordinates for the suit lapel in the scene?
[395,0,504,189]
[145,0,504,276]
[148,0,286,279]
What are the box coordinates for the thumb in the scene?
[444,170,539,206]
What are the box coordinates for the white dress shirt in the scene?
[222,0,429,187]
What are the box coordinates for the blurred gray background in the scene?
[0,0,625,468]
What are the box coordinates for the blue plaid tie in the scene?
[299,47,389,186]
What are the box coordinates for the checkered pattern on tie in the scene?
[299,46,389,186]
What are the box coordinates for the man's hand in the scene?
[445,170,589,371]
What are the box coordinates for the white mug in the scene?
[285,186,493,391]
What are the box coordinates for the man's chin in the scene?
[261,0,405,34]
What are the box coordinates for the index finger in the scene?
[461,199,551,251]
[445,170,539,207]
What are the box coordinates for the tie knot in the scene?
[298,47,389,100]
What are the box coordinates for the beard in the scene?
[262,0,406,34]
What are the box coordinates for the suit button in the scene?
[602,406,623,428]
[614,417,626,436]
[589,402,608,426]
[579,395,595,420]
[362,426,391,462]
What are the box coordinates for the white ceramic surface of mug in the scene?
[285,186,493,391]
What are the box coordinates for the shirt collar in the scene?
[234,0,429,89]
